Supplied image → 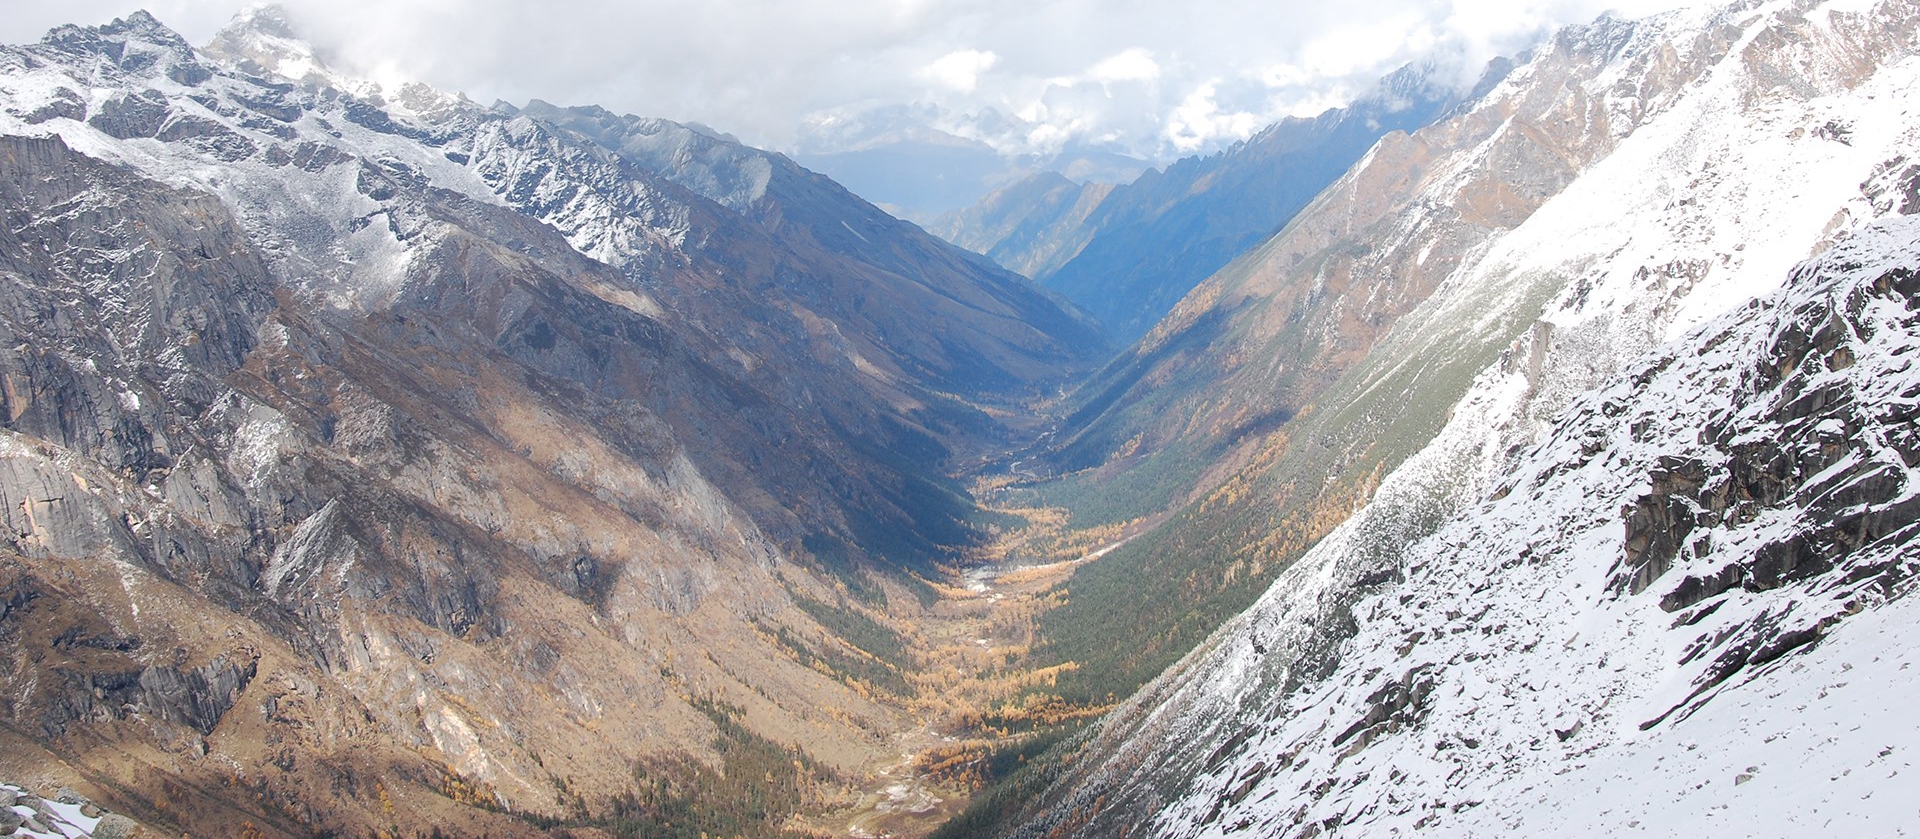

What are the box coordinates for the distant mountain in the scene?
[929,171,1115,282]
[937,62,1486,341]
[0,7,1103,836]
[793,103,1149,224]
[797,128,1011,222]
[955,0,1920,834]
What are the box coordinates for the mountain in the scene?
[952,0,1920,833]
[0,8,1103,837]
[995,0,1920,712]
[929,172,1115,282]
[936,63,1482,341]
[796,126,1012,223]
[793,104,1149,224]
[1010,206,1920,839]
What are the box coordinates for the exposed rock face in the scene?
[988,1,1920,834]
[1018,0,1920,709]
[936,63,1475,342]
[0,8,1103,837]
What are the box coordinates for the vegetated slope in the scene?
[0,9,1101,837]
[1009,207,1920,839]
[1011,0,1920,714]
[935,64,1475,342]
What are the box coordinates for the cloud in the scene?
[1086,48,1160,84]
[1164,82,1262,152]
[922,49,998,92]
[0,0,1712,163]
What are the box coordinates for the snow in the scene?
[1028,1,1920,836]
[0,13,515,309]
[2,784,104,839]
[1153,212,1920,839]
[0,6,742,322]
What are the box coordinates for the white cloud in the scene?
[0,0,1713,163]
[1164,82,1262,152]
[1087,48,1160,84]
[921,49,998,92]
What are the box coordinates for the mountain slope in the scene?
[937,64,1478,341]
[963,0,1920,833]
[0,9,1102,836]
[929,171,1114,283]
[514,98,1106,405]
[1010,209,1920,839]
[1007,0,1920,712]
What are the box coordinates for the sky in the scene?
[1,0,1701,163]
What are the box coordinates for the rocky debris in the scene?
[0,783,139,838]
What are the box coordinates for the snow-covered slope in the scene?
[1014,0,1920,713]
[998,0,1920,835]
[1141,211,1920,839]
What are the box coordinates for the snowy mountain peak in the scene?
[46,9,190,52]
[34,9,209,87]
[201,5,470,125]
[202,4,332,84]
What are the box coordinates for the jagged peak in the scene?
[228,3,301,39]
[38,10,182,52]
[88,10,189,49]
[202,3,334,84]
[34,10,208,85]
[202,6,474,125]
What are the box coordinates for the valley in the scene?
[0,0,1916,837]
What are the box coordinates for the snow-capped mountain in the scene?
[987,0,1920,834]
[0,7,1102,836]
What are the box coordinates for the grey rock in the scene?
[93,814,138,839]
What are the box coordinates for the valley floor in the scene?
[793,501,1142,838]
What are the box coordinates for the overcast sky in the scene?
[2,0,1700,162]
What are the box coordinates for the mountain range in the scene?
[0,7,1100,836]
[2,0,1917,837]
[933,61,1489,342]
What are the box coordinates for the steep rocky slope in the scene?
[1010,0,1920,711]
[935,64,1476,341]
[1008,207,1920,839]
[0,9,1102,837]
